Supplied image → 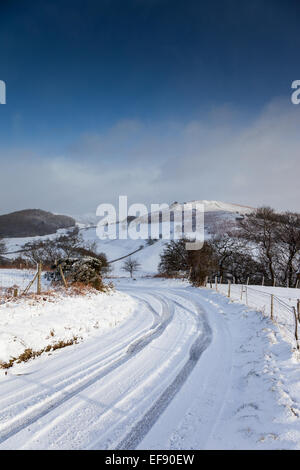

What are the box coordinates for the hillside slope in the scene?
[80,200,254,275]
[0,209,75,238]
[3,200,254,274]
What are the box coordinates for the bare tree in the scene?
[276,212,300,286]
[221,249,268,284]
[187,242,218,286]
[0,237,6,256]
[239,207,280,285]
[122,257,141,278]
[158,208,300,287]
[55,229,85,259]
[23,228,108,268]
[210,223,245,277]
[23,238,61,265]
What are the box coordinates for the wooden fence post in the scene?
[215,276,218,292]
[270,294,274,322]
[59,264,68,289]
[297,299,300,323]
[22,271,38,295]
[37,262,42,294]
[240,285,243,300]
[293,307,300,350]
[228,280,231,298]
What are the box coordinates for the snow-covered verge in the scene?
[0,288,137,369]
[214,283,300,352]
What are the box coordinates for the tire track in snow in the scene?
[0,293,173,446]
[115,293,212,450]
[0,307,149,415]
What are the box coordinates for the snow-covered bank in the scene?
[214,283,300,352]
[0,289,137,368]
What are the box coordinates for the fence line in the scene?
[207,281,300,351]
[0,263,45,303]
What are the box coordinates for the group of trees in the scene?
[239,208,300,287]
[0,225,142,279]
[18,228,111,289]
[2,205,300,287]
[159,207,300,287]
[23,230,143,279]
[21,228,108,271]
[158,239,218,286]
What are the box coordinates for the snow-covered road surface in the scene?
[0,281,212,449]
[0,279,299,450]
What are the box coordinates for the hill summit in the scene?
[0,209,75,238]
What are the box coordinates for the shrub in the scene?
[47,256,106,290]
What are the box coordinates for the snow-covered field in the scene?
[1,278,300,449]
[0,268,50,293]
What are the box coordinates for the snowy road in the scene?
[0,282,214,449]
[0,280,298,450]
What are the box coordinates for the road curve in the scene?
[0,283,213,450]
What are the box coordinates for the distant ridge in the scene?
[0,209,75,238]
[131,199,255,226]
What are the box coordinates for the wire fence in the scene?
[0,265,50,302]
[2,266,300,352]
[208,280,300,352]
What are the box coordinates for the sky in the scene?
[0,0,300,217]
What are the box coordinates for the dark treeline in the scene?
[159,207,300,288]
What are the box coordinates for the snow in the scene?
[0,268,50,293]
[3,199,254,275]
[0,288,137,366]
[215,283,300,352]
[79,226,169,276]
[4,228,70,257]
[132,199,254,226]
[138,285,300,449]
[1,278,300,449]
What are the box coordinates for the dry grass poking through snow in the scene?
[1,280,114,305]
[0,337,79,369]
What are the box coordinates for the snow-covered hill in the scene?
[3,200,255,276]
[132,199,253,225]
[80,199,254,275]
